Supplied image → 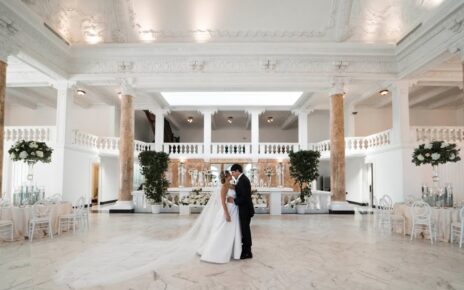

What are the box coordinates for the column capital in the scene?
[51,80,77,92]
[153,108,170,116]
[117,78,135,96]
[330,77,349,96]
[0,20,20,63]
[389,80,411,93]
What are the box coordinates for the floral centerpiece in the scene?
[412,141,460,166]
[180,188,210,206]
[8,140,53,183]
[412,140,461,207]
[8,140,53,164]
[251,189,267,208]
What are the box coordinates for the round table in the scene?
[393,203,461,242]
[0,202,73,239]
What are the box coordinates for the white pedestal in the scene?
[329,201,355,214]
[109,200,135,213]
[179,205,190,215]
[131,190,151,213]
[269,191,282,215]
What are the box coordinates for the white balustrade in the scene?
[163,143,204,155]
[211,143,251,155]
[413,126,464,143]
[134,141,152,153]
[5,126,54,143]
[362,129,391,150]
[259,143,299,155]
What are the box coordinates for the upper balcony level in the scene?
[5,126,464,160]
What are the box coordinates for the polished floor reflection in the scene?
[1,213,463,290]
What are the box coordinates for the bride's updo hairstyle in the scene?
[220,171,231,184]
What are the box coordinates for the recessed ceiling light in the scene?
[76,89,86,96]
[267,116,274,123]
[227,116,233,124]
[187,116,194,123]
[379,89,390,96]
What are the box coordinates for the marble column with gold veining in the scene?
[0,61,6,197]
[118,93,134,202]
[330,83,346,202]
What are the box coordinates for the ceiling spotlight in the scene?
[76,89,86,96]
[227,116,233,124]
[379,89,390,96]
[267,116,274,123]
[187,116,194,123]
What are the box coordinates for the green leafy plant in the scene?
[412,141,460,166]
[289,150,320,203]
[138,151,170,204]
[8,140,53,164]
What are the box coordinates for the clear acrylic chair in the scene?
[410,201,436,244]
[377,197,405,235]
[450,207,464,248]
[0,206,14,242]
[29,204,53,241]
[58,196,85,234]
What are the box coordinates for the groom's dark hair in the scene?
[230,164,243,173]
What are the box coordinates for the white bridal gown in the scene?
[200,188,242,263]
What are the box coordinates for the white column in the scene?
[344,102,355,137]
[391,81,410,145]
[201,109,215,156]
[54,81,75,195]
[154,110,166,152]
[297,110,309,150]
[249,109,263,158]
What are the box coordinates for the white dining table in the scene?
[392,203,461,242]
[0,202,73,239]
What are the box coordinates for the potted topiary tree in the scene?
[289,150,320,214]
[138,151,170,214]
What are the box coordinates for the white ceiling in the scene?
[21,0,447,44]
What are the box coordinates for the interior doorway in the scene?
[91,163,100,205]
[366,163,374,208]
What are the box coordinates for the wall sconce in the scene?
[379,89,390,96]
[267,116,274,123]
[187,116,194,123]
[227,116,233,124]
[76,89,86,96]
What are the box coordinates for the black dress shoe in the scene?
[240,252,253,259]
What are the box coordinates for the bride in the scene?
[199,170,241,263]
[55,171,242,288]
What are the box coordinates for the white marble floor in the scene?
[1,213,463,290]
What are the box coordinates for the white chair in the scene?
[377,197,406,235]
[410,201,436,244]
[450,207,464,248]
[0,206,14,242]
[58,197,85,234]
[29,204,53,241]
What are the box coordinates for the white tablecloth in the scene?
[393,203,461,242]
[0,203,73,239]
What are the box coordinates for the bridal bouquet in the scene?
[412,141,460,166]
[9,140,53,164]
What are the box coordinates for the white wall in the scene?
[410,108,464,126]
[354,107,392,137]
[99,156,119,203]
[308,110,330,142]
[62,148,98,202]
[6,104,118,137]
[177,127,297,143]
[5,104,56,126]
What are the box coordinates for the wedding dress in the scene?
[54,186,238,288]
[200,188,242,263]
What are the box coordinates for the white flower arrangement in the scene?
[8,140,53,164]
[251,190,268,208]
[180,188,210,206]
[412,141,461,166]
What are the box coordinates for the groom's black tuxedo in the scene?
[234,173,254,254]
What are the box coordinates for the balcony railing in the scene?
[4,126,54,143]
[412,126,464,143]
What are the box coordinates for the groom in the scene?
[229,164,254,259]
